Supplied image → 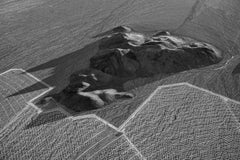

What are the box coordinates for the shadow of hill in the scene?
[8,80,48,97]
[24,110,68,129]
[8,40,100,98]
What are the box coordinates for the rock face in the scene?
[43,87,134,112]
[90,27,222,78]
[66,68,128,92]
[44,26,223,112]
[42,68,134,112]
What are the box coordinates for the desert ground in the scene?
[0,0,240,159]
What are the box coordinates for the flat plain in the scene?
[1,0,240,159]
[121,83,240,159]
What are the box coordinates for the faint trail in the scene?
[79,134,122,160]
[0,68,52,132]
[225,102,240,131]
[119,86,160,130]
[174,0,206,30]
[2,69,240,159]
[122,133,146,160]
[213,56,235,70]
[119,82,240,131]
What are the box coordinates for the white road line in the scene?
[124,120,147,135]
[128,153,141,160]
[28,88,54,105]
[20,69,52,88]
[119,86,160,130]
[69,114,97,120]
[48,122,106,158]
[0,74,28,102]
[0,69,21,76]
[41,106,71,117]
[0,79,27,112]
[119,82,240,159]
[0,94,15,118]
[64,129,109,159]
[181,82,240,105]
[0,98,9,121]
[0,106,37,141]
[119,82,240,130]
[128,154,137,160]
[0,106,33,136]
[122,133,146,160]
[0,106,38,137]
[71,114,120,132]
[0,79,25,118]
[0,85,18,115]
[104,139,130,159]
[213,56,234,70]
[0,83,22,113]
[0,73,28,103]
[86,135,123,160]
[2,70,240,130]
[3,71,33,99]
[118,143,133,158]
[0,78,27,108]
[93,115,120,132]
[74,132,114,160]
[225,102,240,131]
[63,127,107,160]
[1,68,240,159]
[0,68,52,132]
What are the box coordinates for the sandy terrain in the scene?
[1,0,239,93]
[121,83,240,159]
[0,0,240,159]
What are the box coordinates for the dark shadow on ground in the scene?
[6,39,107,114]
[7,41,99,98]
[5,28,228,116]
[7,81,48,98]
[24,110,68,129]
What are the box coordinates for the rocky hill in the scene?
[40,28,223,112]
[0,0,240,159]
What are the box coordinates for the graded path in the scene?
[1,69,240,160]
[120,83,240,160]
[0,112,142,160]
[0,69,142,160]
[0,69,51,130]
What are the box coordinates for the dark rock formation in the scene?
[42,86,134,112]
[67,68,128,91]
[91,28,222,78]
[43,26,223,112]
[41,68,133,112]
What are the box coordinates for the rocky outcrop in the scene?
[90,27,222,78]
[43,26,223,112]
[66,68,129,92]
[41,68,133,112]
[42,83,134,112]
